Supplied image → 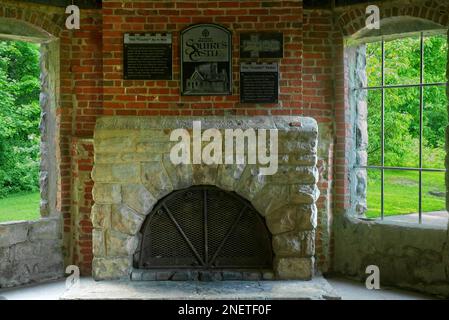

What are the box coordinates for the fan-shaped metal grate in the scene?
[138,185,273,270]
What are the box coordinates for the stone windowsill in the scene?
[356,216,448,231]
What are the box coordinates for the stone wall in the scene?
[333,217,449,297]
[0,219,63,288]
[91,116,319,281]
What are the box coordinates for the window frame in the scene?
[354,31,448,224]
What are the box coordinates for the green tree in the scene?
[366,34,448,169]
[0,40,41,197]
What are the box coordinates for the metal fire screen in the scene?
[138,186,273,270]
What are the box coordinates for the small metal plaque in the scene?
[240,32,283,59]
[181,24,232,95]
[124,33,172,80]
[240,63,279,104]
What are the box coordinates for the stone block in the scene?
[192,164,218,186]
[106,231,139,257]
[236,165,268,201]
[0,222,29,248]
[111,205,144,236]
[111,163,140,183]
[270,166,319,184]
[131,270,143,281]
[296,204,317,231]
[215,164,246,191]
[94,136,135,153]
[172,271,199,281]
[92,257,132,280]
[273,230,315,257]
[162,154,193,189]
[265,205,296,235]
[252,184,289,217]
[141,162,173,199]
[92,229,105,256]
[91,204,112,229]
[28,218,61,241]
[275,257,314,280]
[290,184,320,204]
[121,184,156,216]
[222,271,243,280]
[92,184,121,204]
[278,153,317,166]
[0,247,11,263]
[141,271,157,281]
[242,272,262,281]
[156,271,174,280]
[262,271,275,280]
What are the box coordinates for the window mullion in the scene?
[418,33,424,224]
[381,39,385,221]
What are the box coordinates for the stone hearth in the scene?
[61,277,340,300]
[91,116,319,281]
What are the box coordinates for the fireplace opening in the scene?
[137,185,273,272]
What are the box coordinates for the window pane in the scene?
[384,169,419,216]
[424,34,448,84]
[384,87,420,167]
[422,171,446,213]
[421,171,448,226]
[423,86,448,169]
[366,169,381,219]
[366,41,382,87]
[384,36,420,85]
[367,89,381,166]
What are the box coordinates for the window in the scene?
[357,32,448,225]
[0,40,41,223]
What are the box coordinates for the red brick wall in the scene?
[70,139,95,274]
[60,9,103,274]
[303,9,335,272]
[101,0,303,117]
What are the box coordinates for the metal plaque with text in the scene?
[240,63,279,104]
[124,33,172,80]
[181,24,232,95]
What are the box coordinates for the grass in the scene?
[366,170,446,218]
[0,191,40,223]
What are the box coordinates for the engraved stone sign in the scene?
[124,33,172,80]
[181,24,232,95]
[240,63,279,104]
[240,32,283,59]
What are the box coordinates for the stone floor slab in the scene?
[61,277,340,300]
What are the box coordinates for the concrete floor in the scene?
[0,277,436,300]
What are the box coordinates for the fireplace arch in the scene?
[137,185,273,271]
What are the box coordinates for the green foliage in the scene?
[0,40,41,198]
[366,34,448,169]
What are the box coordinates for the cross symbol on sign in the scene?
[242,34,281,58]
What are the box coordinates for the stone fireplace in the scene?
[91,116,319,281]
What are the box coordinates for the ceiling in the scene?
[17,0,102,9]
[17,0,375,10]
[304,0,375,9]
